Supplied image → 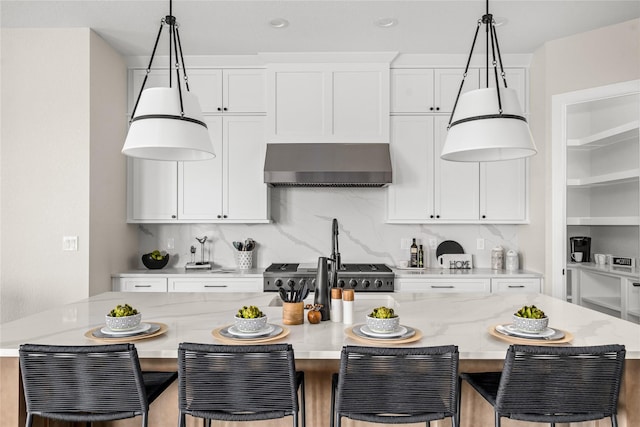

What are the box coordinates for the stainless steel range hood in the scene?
[264,143,392,187]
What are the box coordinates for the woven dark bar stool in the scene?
[177,342,305,427]
[19,343,178,427]
[330,345,460,427]
[459,344,626,427]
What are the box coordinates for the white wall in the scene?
[0,29,135,322]
[525,18,640,293]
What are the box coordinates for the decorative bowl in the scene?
[234,315,268,332]
[512,314,549,333]
[366,315,400,333]
[105,313,142,331]
[141,253,169,269]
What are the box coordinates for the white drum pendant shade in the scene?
[441,88,537,162]
[122,87,215,161]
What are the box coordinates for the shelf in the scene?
[567,120,639,148]
[567,169,640,187]
[567,216,640,226]
[628,308,640,318]
[581,296,622,312]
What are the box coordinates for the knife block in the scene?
[282,302,304,325]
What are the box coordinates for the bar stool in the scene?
[177,342,305,427]
[459,344,626,427]
[331,345,460,427]
[19,343,178,427]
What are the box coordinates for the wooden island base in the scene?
[3,358,638,427]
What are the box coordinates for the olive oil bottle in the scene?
[418,245,424,268]
[410,238,418,267]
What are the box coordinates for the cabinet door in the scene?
[223,69,266,113]
[397,278,490,293]
[128,158,178,221]
[480,158,527,222]
[224,116,269,221]
[168,277,262,292]
[435,68,480,113]
[390,69,434,113]
[387,116,434,222]
[332,69,389,142]
[434,117,479,220]
[130,69,222,113]
[491,278,540,293]
[178,117,224,220]
[113,277,168,292]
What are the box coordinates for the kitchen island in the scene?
[2,291,639,427]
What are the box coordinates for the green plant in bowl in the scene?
[513,305,548,332]
[234,305,267,332]
[105,304,141,331]
[366,306,400,333]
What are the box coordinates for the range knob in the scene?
[275,279,283,288]
[362,280,370,288]
[349,279,358,288]
[374,279,383,288]
[286,279,295,288]
[338,279,346,288]
[298,278,307,287]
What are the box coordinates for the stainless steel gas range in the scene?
[263,263,395,293]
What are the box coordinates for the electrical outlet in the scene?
[400,238,412,250]
[477,238,485,250]
[429,239,437,250]
[63,236,78,251]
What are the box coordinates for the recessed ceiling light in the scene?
[269,18,289,29]
[375,18,398,28]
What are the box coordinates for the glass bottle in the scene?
[410,238,418,267]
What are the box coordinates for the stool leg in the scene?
[330,374,338,427]
[300,374,306,427]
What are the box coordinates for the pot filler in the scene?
[263,263,395,292]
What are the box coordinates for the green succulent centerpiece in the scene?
[234,305,267,332]
[512,304,548,332]
[366,306,400,333]
[105,303,141,331]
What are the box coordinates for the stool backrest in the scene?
[178,343,299,414]
[336,345,459,417]
[496,344,625,418]
[19,343,148,418]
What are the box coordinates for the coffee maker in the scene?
[569,236,591,263]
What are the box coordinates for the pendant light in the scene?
[440,0,537,162]
[122,0,215,161]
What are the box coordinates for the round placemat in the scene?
[212,325,290,344]
[345,324,423,345]
[489,324,573,345]
[84,322,168,343]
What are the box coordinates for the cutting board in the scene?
[435,240,464,258]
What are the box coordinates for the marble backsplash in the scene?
[137,187,523,270]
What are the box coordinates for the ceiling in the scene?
[1,1,639,57]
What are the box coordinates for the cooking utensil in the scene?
[299,282,309,302]
[244,239,255,251]
[233,241,243,251]
[279,287,289,302]
[435,240,464,259]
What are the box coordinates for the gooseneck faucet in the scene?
[330,218,341,287]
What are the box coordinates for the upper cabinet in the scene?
[391,68,480,113]
[129,68,266,114]
[266,63,390,143]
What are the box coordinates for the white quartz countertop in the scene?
[2,291,639,360]
[113,268,263,277]
[392,267,542,278]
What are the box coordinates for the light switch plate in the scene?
[477,238,485,250]
[63,236,78,251]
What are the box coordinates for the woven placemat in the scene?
[344,324,423,345]
[84,322,168,343]
[489,324,574,345]
[212,325,290,344]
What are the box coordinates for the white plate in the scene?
[100,322,152,336]
[500,324,556,338]
[360,324,409,338]
[227,323,276,337]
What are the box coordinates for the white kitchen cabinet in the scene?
[387,116,527,223]
[129,68,265,114]
[267,63,389,143]
[491,278,541,293]
[391,68,480,114]
[112,277,168,292]
[128,116,269,223]
[168,277,262,292]
[396,277,491,293]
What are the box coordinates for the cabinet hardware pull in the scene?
[508,285,525,288]
[633,283,640,287]
[204,285,228,288]
[217,107,222,111]
[223,107,228,111]
[431,285,454,288]
[134,285,152,288]
[171,214,177,219]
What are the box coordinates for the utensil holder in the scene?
[282,302,304,325]
[235,250,253,270]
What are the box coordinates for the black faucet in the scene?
[330,218,341,287]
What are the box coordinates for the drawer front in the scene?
[114,278,168,292]
[397,279,490,293]
[169,278,261,292]
[492,278,541,293]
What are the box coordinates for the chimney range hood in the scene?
[264,143,392,187]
